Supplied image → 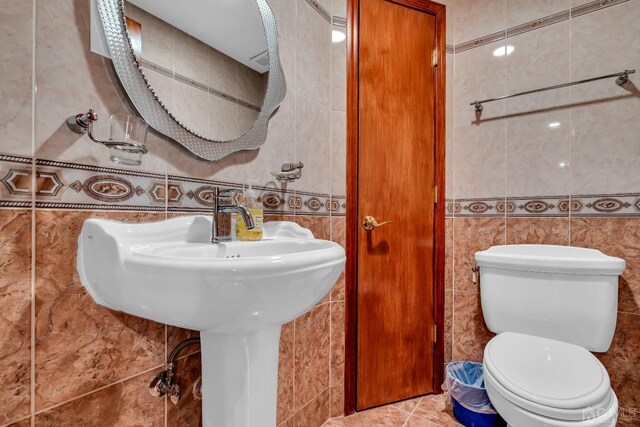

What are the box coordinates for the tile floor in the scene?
[323,393,462,426]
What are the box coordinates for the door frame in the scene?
[344,0,447,415]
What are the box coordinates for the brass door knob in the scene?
[363,216,393,231]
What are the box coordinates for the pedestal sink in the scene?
[76,216,345,427]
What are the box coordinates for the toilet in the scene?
[475,245,625,427]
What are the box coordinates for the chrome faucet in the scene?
[211,188,255,243]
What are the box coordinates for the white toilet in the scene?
[475,245,625,427]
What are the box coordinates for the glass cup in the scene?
[109,114,148,166]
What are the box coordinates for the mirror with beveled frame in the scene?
[96,0,286,161]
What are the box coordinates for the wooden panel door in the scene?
[354,0,444,410]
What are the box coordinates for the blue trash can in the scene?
[444,361,505,427]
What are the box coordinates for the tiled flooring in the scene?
[323,394,462,426]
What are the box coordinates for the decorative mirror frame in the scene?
[97,0,286,161]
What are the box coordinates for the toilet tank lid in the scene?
[475,245,625,275]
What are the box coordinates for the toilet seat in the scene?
[483,332,615,422]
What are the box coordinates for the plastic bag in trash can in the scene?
[443,361,496,414]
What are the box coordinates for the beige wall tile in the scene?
[569,2,640,195]
[506,0,570,28]
[296,0,331,107]
[268,0,297,91]
[293,93,331,195]
[0,0,33,157]
[330,111,346,197]
[331,32,347,112]
[453,0,506,45]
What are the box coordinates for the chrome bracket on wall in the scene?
[271,162,304,182]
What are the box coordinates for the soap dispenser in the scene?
[236,180,263,241]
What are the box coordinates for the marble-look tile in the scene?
[452,218,505,293]
[167,352,203,427]
[452,292,495,362]
[445,218,453,291]
[237,65,267,108]
[34,211,166,409]
[249,87,296,187]
[452,122,506,200]
[330,302,345,386]
[506,217,569,245]
[4,418,31,427]
[278,321,295,424]
[390,396,421,414]
[323,405,410,426]
[294,388,330,427]
[173,30,210,87]
[34,369,165,426]
[209,48,240,99]
[403,416,440,426]
[331,32,346,112]
[453,40,507,126]
[34,0,167,174]
[595,312,640,427]
[330,216,345,301]
[127,4,175,72]
[294,303,330,408]
[453,0,506,45]
[0,210,31,424]
[330,111,346,197]
[504,20,572,98]
[294,93,331,195]
[292,215,331,240]
[267,0,296,91]
[166,327,200,359]
[0,0,33,157]
[296,0,331,107]
[506,0,570,28]
[329,384,345,418]
[173,82,211,139]
[571,218,640,315]
[411,394,461,426]
[569,1,640,195]
[331,0,346,18]
[444,290,453,364]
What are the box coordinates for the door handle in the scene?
[363,216,393,231]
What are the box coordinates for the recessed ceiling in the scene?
[129,0,269,73]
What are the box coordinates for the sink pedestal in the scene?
[201,326,281,427]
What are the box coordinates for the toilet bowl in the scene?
[482,332,618,427]
[474,245,625,427]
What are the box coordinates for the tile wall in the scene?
[0,0,347,426]
[445,1,640,425]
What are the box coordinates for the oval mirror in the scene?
[97,0,286,161]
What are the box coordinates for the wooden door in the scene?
[348,0,446,411]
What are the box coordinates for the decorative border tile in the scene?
[448,193,640,218]
[0,155,344,215]
[306,0,331,23]
[453,0,630,54]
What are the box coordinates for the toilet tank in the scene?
[475,245,625,352]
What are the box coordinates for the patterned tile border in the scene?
[0,155,345,215]
[447,193,640,218]
[453,0,631,54]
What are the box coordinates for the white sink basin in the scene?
[76,216,345,427]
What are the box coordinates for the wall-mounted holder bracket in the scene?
[66,109,149,156]
[271,162,304,182]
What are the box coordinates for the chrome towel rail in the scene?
[471,69,636,112]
